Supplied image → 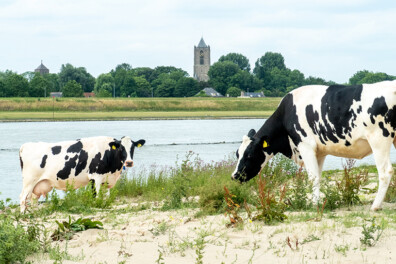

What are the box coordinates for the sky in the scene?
[1,0,396,83]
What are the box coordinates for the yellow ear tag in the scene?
[263,141,269,148]
[112,145,116,150]
[137,144,142,148]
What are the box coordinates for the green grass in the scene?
[0,97,281,120]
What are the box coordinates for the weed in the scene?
[194,234,206,264]
[338,159,368,206]
[360,217,384,247]
[48,242,84,263]
[51,215,103,241]
[286,167,312,210]
[301,234,320,244]
[156,246,166,264]
[286,236,299,251]
[150,221,170,236]
[334,243,349,256]
[224,186,243,227]
[252,173,287,224]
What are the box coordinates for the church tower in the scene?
[194,37,210,82]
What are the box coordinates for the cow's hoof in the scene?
[370,206,382,211]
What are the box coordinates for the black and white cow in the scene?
[232,81,396,210]
[19,136,145,212]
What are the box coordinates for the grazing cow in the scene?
[232,81,396,211]
[19,136,145,212]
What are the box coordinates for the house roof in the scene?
[200,87,223,97]
[197,37,208,48]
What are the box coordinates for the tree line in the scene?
[0,52,395,98]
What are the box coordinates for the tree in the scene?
[95,73,114,97]
[0,80,5,97]
[349,70,395,85]
[304,76,328,85]
[134,76,152,97]
[155,78,176,97]
[208,61,240,95]
[253,52,286,79]
[3,73,29,97]
[174,77,200,97]
[358,72,394,84]
[349,70,370,85]
[219,53,251,72]
[29,73,51,97]
[226,86,242,97]
[62,80,83,97]
[44,73,61,93]
[59,63,95,92]
[133,67,154,82]
[120,72,137,97]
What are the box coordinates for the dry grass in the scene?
[0,97,281,112]
[0,97,280,120]
[0,111,275,121]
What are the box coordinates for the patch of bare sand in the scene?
[29,201,396,264]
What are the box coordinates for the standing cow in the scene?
[232,81,396,211]
[19,136,145,212]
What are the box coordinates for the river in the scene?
[0,119,392,202]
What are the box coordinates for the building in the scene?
[196,87,223,97]
[34,60,49,75]
[239,91,265,98]
[50,92,62,97]
[193,37,210,82]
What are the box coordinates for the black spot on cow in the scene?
[298,155,302,160]
[20,156,23,170]
[52,146,61,155]
[320,84,363,142]
[67,141,83,153]
[89,144,127,175]
[57,155,78,180]
[363,122,367,127]
[345,141,351,147]
[379,122,390,137]
[75,150,88,176]
[357,105,362,114]
[392,132,395,138]
[40,155,48,168]
[385,105,396,130]
[65,155,69,160]
[368,97,388,124]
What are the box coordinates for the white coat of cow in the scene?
[232,81,396,210]
[19,136,145,212]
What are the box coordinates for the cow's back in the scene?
[20,136,115,190]
[287,81,396,158]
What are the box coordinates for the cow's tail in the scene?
[19,145,24,172]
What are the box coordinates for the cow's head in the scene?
[231,129,271,182]
[109,136,146,168]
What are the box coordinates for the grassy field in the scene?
[0,97,281,121]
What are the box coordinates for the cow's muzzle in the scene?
[125,160,134,167]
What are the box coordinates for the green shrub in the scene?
[0,215,40,263]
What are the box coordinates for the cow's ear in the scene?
[247,129,256,138]
[261,136,269,149]
[109,141,121,150]
[134,139,146,148]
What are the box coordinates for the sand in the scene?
[28,200,396,264]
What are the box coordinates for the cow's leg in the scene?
[20,173,39,213]
[368,134,393,211]
[299,144,322,204]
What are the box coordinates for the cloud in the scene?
[0,0,395,83]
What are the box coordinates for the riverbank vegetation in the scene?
[1,154,396,263]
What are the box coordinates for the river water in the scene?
[0,119,393,202]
